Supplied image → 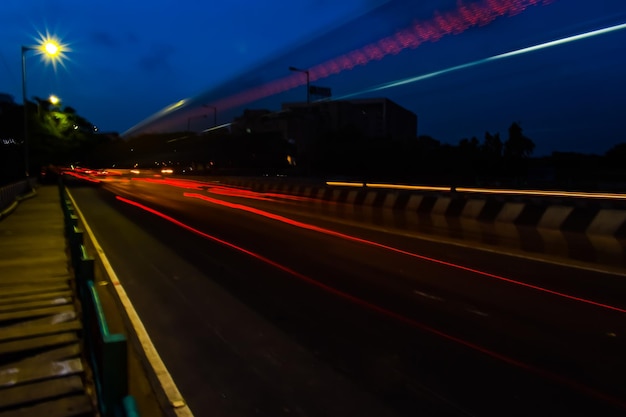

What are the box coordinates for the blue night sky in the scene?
[1,0,625,156]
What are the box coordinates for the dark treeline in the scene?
[93,120,626,191]
[0,97,102,184]
[2,98,626,191]
[305,121,626,191]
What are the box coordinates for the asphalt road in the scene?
[68,177,626,417]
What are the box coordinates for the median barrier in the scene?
[207,176,626,238]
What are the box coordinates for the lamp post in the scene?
[204,104,217,127]
[289,66,309,104]
[21,39,62,178]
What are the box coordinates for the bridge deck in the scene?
[0,185,95,417]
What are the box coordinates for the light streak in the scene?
[212,0,550,112]
[184,191,626,314]
[455,187,626,200]
[116,193,626,410]
[123,0,551,136]
[129,177,314,202]
[206,186,313,202]
[62,171,100,183]
[326,181,626,200]
[366,183,451,192]
[200,122,232,133]
[326,181,364,188]
[336,22,626,98]
[130,177,206,190]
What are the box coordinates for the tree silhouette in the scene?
[482,131,502,158]
[605,142,626,166]
[503,122,534,158]
[459,136,480,152]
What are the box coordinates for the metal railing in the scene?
[60,182,139,417]
[0,178,36,212]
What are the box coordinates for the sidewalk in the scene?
[0,184,96,416]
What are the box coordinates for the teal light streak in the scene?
[336,22,626,99]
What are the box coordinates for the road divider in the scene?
[208,177,626,237]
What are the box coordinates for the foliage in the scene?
[503,122,535,159]
[0,97,99,177]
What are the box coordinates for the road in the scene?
[68,176,626,417]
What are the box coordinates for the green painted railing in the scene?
[60,182,140,417]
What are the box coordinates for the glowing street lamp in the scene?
[49,94,60,106]
[44,41,59,56]
[21,36,64,177]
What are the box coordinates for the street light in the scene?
[204,104,217,127]
[21,37,63,178]
[289,66,310,104]
[37,95,60,118]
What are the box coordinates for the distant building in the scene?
[231,109,277,135]
[230,98,418,159]
[283,97,417,142]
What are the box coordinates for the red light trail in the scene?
[115,194,626,410]
[211,0,552,112]
[183,191,626,315]
[123,0,554,136]
[129,177,315,202]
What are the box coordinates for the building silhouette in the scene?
[231,97,418,159]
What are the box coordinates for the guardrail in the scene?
[59,182,140,417]
[0,178,37,214]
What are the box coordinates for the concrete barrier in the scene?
[210,177,626,237]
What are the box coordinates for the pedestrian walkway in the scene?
[0,184,95,416]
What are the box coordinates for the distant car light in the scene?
[161,168,174,174]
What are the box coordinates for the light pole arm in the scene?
[289,66,310,104]
[21,46,31,178]
[306,71,310,104]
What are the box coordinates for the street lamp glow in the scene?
[43,41,59,56]
[49,94,60,105]
[22,31,69,178]
[33,31,69,70]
